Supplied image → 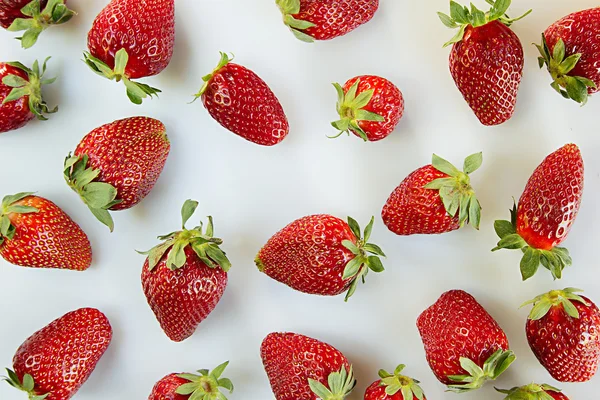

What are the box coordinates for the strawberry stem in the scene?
[378,364,425,399]
[0,193,38,246]
[447,349,516,393]
[3,369,49,399]
[175,361,234,399]
[308,365,355,400]
[521,288,588,320]
[192,52,233,101]
[276,0,316,43]
[495,383,563,399]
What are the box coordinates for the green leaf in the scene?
[424,177,455,190]
[342,240,360,254]
[431,154,461,177]
[345,79,360,103]
[520,247,540,280]
[22,374,34,391]
[113,48,129,76]
[342,257,363,280]
[284,15,315,30]
[449,1,468,24]
[290,28,315,43]
[0,216,12,237]
[463,152,483,174]
[489,0,510,20]
[204,243,232,272]
[166,241,187,270]
[181,199,199,228]
[352,89,375,109]
[2,74,28,88]
[5,205,38,214]
[355,109,385,122]
[438,12,457,28]
[308,379,333,399]
[175,382,197,395]
[81,182,118,209]
[367,256,384,273]
[468,196,481,229]
[560,298,579,318]
[363,216,374,242]
[218,377,234,392]
[493,233,526,251]
[528,299,553,320]
[552,38,566,62]
[3,87,29,104]
[20,27,43,49]
[470,4,485,26]
[494,220,515,238]
[210,361,229,379]
[443,24,467,47]
[347,217,361,240]
[363,243,386,257]
[564,75,589,105]
[88,206,114,231]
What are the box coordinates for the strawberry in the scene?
[193,53,289,146]
[276,0,378,42]
[0,192,91,271]
[493,144,583,280]
[522,288,600,382]
[148,361,234,400]
[1,0,75,49]
[496,384,569,400]
[331,75,404,142]
[382,153,482,235]
[83,0,175,104]
[261,332,356,400]
[63,117,170,232]
[140,200,231,342]
[417,290,515,392]
[255,214,385,301]
[438,0,530,126]
[3,308,112,400]
[364,364,426,400]
[536,8,600,105]
[0,58,57,133]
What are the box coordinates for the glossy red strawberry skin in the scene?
[12,308,112,400]
[261,332,351,400]
[417,290,509,384]
[364,380,425,400]
[87,0,175,79]
[0,0,49,28]
[547,391,569,400]
[148,373,188,400]
[516,144,583,250]
[450,21,524,126]
[526,296,600,382]
[0,62,34,133]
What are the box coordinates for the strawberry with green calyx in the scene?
[309,366,356,400]
[364,364,426,400]
[496,383,569,400]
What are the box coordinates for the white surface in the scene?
[1,0,600,398]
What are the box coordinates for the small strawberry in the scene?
[493,144,583,280]
[148,361,234,400]
[140,200,231,342]
[364,364,426,400]
[261,332,356,400]
[0,192,92,271]
[0,58,57,134]
[193,53,289,146]
[64,117,170,232]
[84,0,175,104]
[276,0,379,42]
[522,288,600,382]
[3,308,112,400]
[496,383,569,400]
[382,153,482,235]
[536,8,600,105]
[1,0,75,49]
[256,214,385,301]
[438,0,530,125]
[331,75,404,142]
[417,290,515,392]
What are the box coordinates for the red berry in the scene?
[148,362,234,399]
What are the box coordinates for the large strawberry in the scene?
[417,290,515,392]
[84,0,175,104]
[194,53,289,146]
[261,332,356,400]
[140,199,231,342]
[3,308,112,400]
[64,117,170,232]
[496,383,569,400]
[276,0,378,42]
[522,288,600,382]
[438,0,530,125]
[0,192,91,271]
[148,361,234,400]
[493,144,583,280]
[536,8,600,105]
[364,364,426,400]
[331,75,404,142]
[382,153,482,235]
[0,58,57,133]
[255,214,385,301]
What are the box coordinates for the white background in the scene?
[1,0,600,398]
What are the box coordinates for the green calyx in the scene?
[438,0,531,47]
[308,365,356,400]
[175,361,234,400]
[3,368,49,400]
[330,79,385,142]
[495,383,562,400]
[378,364,425,400]
[521,287,588,321]
[424,152,483,229]
[447,349,516,393]
[535,34,596,105]
[0,193,38,246]
[139,199,232,272]
[492,203,572,281]
[8,0,75,49]
[192,52,232,102]
[276,0,316,43]
[83,48,161,105]
[2,57,58,120]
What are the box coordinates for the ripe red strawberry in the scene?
[522,288,600,382]
[496,383,569,400]
[382,153,482,235]
[148,361,234,400]
[1,0,75,48]
[261,332,355,400]
[141,200,231,342]
[64,117,170,232]
[0,58,57,133]
[3,308,112,400]
[194,53,289,146]
[493,144,583,280]
[0,192,92,271]
[84,0,175,104]
[417,290,514,392]
[331,75,404,142]
[364,364,426,400]
[276,0,378,42]
[536,8,600,105]
[438,0,530,125]
[256,214,385,301]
